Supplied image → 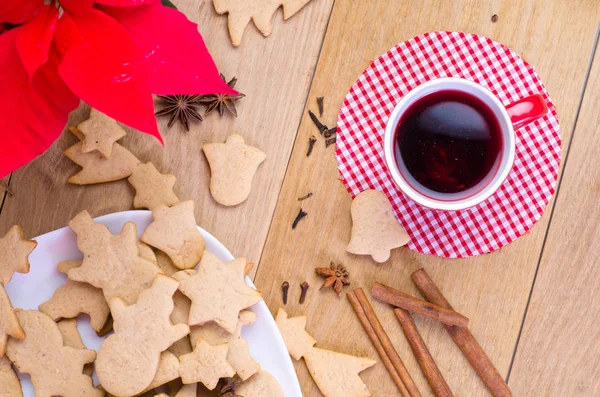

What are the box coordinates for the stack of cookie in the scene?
[0,200,284,397]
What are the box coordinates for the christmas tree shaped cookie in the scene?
[0,224,37,284]
[347,189,410,263]
[67,211,161,305]
[77,108,126,158]
[203,134,266,206]
[214,0,313,46]
[276,308,376,397]
[6,310,102,397]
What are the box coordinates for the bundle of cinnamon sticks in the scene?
[347,268,511,397]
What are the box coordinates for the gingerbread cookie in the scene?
[96,275,190,396]
[77,108,127,158]
[141,201,205,270]
[0,355,22,397]
[174,383,197,397]
[68,211,161,305]
[65,128,140,185]
[0,225,37,284]
[168,277,194,358]
[56,319,94,377]
[346,189,410,263]
[144,350,180,392]
[128,162,179,210]
[190,310,259,380]
[57,260,82,273]
[0,284,25,357]
[235,370,284,397]
[39,264,110,332]
[203,134,266,206]
[179,254,262,333]
[179,338,235,390]
[213,0,313,46]
[155,250,179,276]
[275,308,316,360]
[138,241,158,265]
[6,310,101,397]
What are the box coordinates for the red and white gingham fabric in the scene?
[336,31,561,258]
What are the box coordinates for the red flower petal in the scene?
[0,0,46,24]
[0,29,79,178]
[16,5,58,80]
[56,9,161,141]
[101,3,236,96]
[95,0,160,5]
[59,0,96,14]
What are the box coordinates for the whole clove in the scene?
[308,110,329,135]
[298,192,313,201]
[282,281,290,305]
[316,96,324,117]
[307,135,317,157]
[324,127,337,139]
[326,137,337,147]
[292,208,308,229]
[299,281,310,304]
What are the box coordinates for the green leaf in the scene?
[161,0,177,9]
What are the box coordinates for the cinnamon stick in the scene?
[411,269,512,397]
[394,308,454,397]
[347,290,412,397]
[372,282,469,328]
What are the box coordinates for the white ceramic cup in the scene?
[383,77,547,211]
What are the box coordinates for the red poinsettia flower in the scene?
[0,0,235,178]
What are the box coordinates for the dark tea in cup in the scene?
[395,90,502,194]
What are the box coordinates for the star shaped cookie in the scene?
[179,253,262,333]
[0,225,37,284]
[128,162,180,210]
[77,109,126,158]
[179,338,235,390]
[141,201,205,270]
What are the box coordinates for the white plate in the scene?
[5,210,302,397]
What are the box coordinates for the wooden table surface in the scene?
[2,1,599,396]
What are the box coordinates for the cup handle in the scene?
[506,94,548,129]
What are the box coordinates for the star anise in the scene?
[216,377,243,397]
[315,262,350,296]
[198,73,245,117]
[155,95,203,131]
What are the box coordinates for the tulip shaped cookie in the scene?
[235,370,284,397]
[77,108,126,158]
[346,189,410,263]
[96,275,190,397]
[67,210,162,305]
[0,356,22,397]
[0,284,24,357]
[0,224,37,284]
[141,201,205,270]
[203,134,266,206]
[6,310,102,397]
[179,338,235,390]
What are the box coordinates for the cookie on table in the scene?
[346,189,410,263]
[96,275,190,397]
[56,319,94,377]
[65,127,140,185]
[203,134,266,206]
[141,201,205,270]
[179,337,235,390]
[0,355,22,397]
[67,211,161,305]
[6,310,102,397]
[179,253,262,333]
[77,108,126,158]
[0,224,37,284]
[190,310,259,380]
[39,263,110,332]
[235,369,284,397]
[128,162,179,210]
[0,284,25,357]
[275,308,316,360]
[213,0,314,46]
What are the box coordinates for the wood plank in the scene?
[256,1,600,395]
[0,0,334,265]
[508,36,600,396]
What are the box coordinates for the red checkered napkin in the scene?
[336,31,561,258]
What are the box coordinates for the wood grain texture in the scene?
[255,1,600,396]
[0,0,334,267]
[508,38,600,396]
